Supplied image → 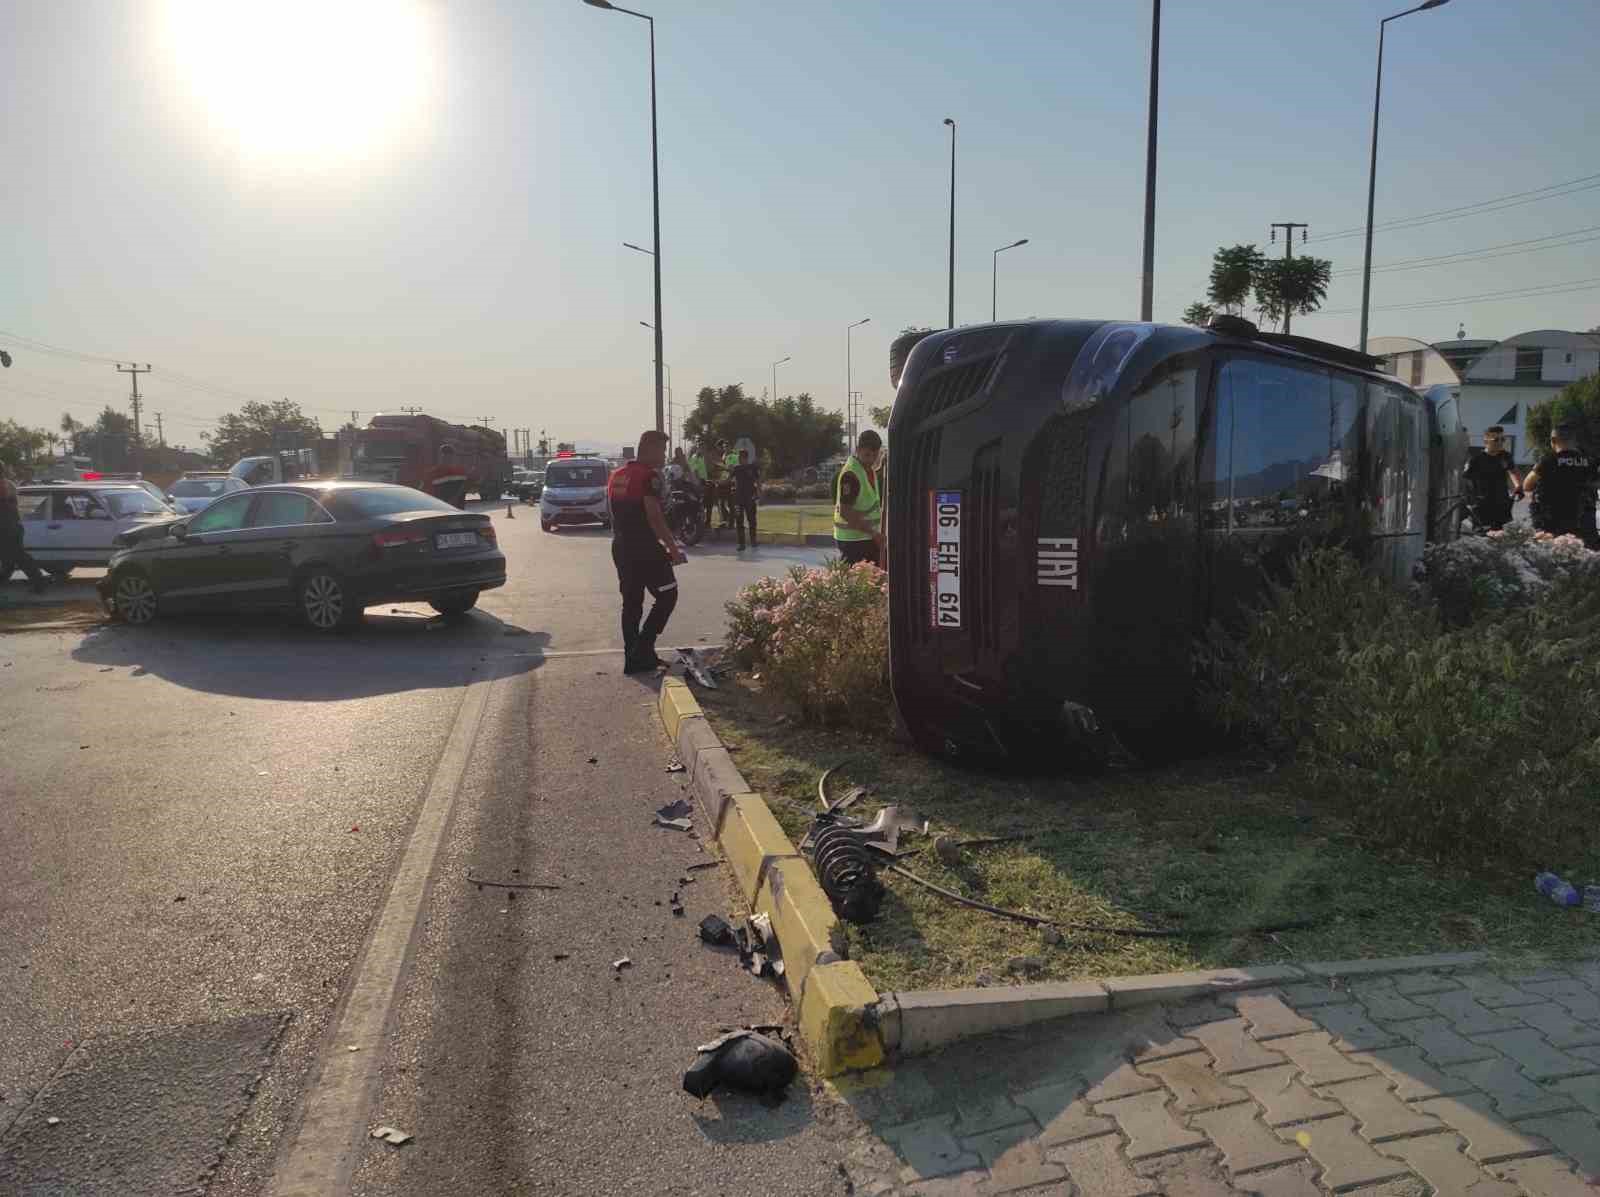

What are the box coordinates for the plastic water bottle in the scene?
[1535,872,1581,908]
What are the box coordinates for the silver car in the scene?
[167,474,250,514]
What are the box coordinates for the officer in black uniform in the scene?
[1461,425,1520,531]
[1523,423,1597,544]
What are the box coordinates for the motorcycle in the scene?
[667,482,706,546]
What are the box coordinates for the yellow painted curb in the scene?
[755,859,847,1008]
[657,677,704,741]
[718,795,800,906]
[800,961,885,1074]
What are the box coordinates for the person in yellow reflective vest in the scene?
[833,429,885,566]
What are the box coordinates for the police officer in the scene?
[608,430,687,673]
[1461,425,1520,531]
[1523,423,1597,543]
[833,429,885,566]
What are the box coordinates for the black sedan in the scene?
[98,482,506,630]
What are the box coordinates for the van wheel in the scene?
[299,571,362,631]
[429,591,479,617]
[112,570,158,626]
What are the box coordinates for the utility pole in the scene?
[1140,0,1161,322]
[1268,221,1309,334]
[115,362,151,471]
[350,410,360,427]
[154,412,165,449]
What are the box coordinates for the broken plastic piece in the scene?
[45,1117,61,1127]
[698,914,733,946]
[682,1030,797,1100]
[654,816,693,832]
[656,798,693,820]
[665,761,686,774]
[612,957,632,970]
[371,1126,412,1147]
[748,912,773,945]
[676,648,719,689]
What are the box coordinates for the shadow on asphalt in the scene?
[688,1084,824,1146]
[67,607,551,701]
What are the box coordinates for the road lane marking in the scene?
[265,666,500,1197]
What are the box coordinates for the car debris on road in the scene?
[371,1126,412,1147]
[682,1028,798,1101]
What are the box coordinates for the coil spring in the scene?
[808,819,885,924]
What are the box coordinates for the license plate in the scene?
[435,531,478,549]
[929,490,961,629]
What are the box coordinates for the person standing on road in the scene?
[608,430,687,673]
[731,448,761,552]
[833,429,885,566]
[1462,425,1520,531]
[1523,423,1597,544]
[0,461,48,593]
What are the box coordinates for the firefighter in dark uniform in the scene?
[608,429,687,673]
[1523,423,1597,545]
[1461,425,1520,531]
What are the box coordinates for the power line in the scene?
[1310,172,1600,244]
[1331,225,1600,277]
[1305,276,1600,317]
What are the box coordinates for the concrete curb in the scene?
[655,682,1504,1074]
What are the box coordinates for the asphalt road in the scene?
[0,507,854,1196]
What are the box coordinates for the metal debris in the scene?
[45,1117,61,1127]
[685,860,719,871]
[371,1126,412,1147]
[698,914,733,946]
[676,648,719,689]
[656,799,693,820]
[665,761,685,774]
[612,957,632,971]
[654,816,693,832]
[467,872,561,891]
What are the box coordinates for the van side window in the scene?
[1126,366,1199,521]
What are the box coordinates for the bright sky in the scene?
[2,0,1597,455]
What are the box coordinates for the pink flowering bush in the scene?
[725,558,889,725]
[1422,523,1600,626]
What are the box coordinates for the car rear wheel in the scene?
[299,571,362,632]
[429,590,479,617]
[113,571,158,626]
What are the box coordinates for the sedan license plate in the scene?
[435,531,478,550]
[929,490,961,629]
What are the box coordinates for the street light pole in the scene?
[943,118,956,328]
[771,355,791,406]
[1140,0,1160,322]
[1359,0,1452,352]
[587,0,664,432]
[846,318,870,446]
[991,238,1029,322]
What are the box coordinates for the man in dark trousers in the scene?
[731,448,760,551]
[608,429,687,673]
[1523,423,1597,544]
[0,461,48,593]
[833,429,885,566]
[1461,425,1520,531]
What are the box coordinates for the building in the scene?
[1371,329,1600,464]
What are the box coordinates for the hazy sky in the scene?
[3,0,1597,455]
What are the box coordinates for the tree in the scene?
[202,399,322,466]
[1254,256,1332,332]
[0,419,50,469]
[1528,372,1600,459]
[1206,244,1265,315]
[681,383,845,476]
[59,412,86,453]
[868,405,894,429]
[1181,303,1215,327]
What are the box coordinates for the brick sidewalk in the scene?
[835,960,1600,1195]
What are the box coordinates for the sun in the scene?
[157,0,438,167]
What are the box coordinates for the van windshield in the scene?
[546,465,606,487]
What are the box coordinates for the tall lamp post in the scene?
[991,238,1029,322]
[1358,0,1452,352]
[586,0,664,433]
[845,318,870,446]
[638,322,671,446]
[771,355,791,405]
[1139,0,1160,322]
[943,118,956,328]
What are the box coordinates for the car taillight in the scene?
[372,528,427,548]
[478,524,496,545]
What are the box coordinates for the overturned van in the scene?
[886,315,1467,767]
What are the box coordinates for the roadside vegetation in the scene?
[710,544,1600,992]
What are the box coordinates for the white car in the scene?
[539,457,612,532]
[167,474,250,514]
[18,483,180,578]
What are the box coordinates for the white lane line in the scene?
[265,666,500,1197]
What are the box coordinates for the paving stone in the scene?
[1278,982,1356,1009]
[1318,1075,1444,1141]
[1349,982,1434,1023]
[1380,1132,1520,1197]
[1515,1112,1600,1177]
[1475,1030,1593,1082]
[1304,953,1488,979]
[1448,1057,1584,1119]
[1414,989,1525,1035]
[1232,1064,1345,1128]
[1232,993,1319,1040]
[1129,1028,1205,1065]
[1514,1004,1600,1050]
[1133,1149,1242,1195]
[1139,1054,1250,1113]
[1190,1019,1290,1074]
[1345,1045,1477,1102]
[955,1093,1035,1136]
[1415,1093,1552,1163]
[1084,1062,1163,1103]
[1049,1133,1161,1197]
[1571,1045,1600,1068]
[884,1114,985,1181]
[1315,1003,1408,1052]
[1393,1018,1499,1066]
[958,1128,1069,1194]
[1192,1105,1306,1174]
[1273,1032,1376,1086]
[1492,1153,1599,1196]
[900,1171,992,1196]
[1456,973,1545,1008]
[1171,999,1239,1028]
[1097,1090,1207,1160]
[1510,969,1576,986]
[1274,1115,1410,1190]
[1014,1081,1118,1148]
[1522,982,1600,1028]
[1393,971,1464,997]
[1236,1160,1322,1196]
[1549,1074,1600,1115]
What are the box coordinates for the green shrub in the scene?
[724,559,889,726]
[760,482,798,504]
[1423,526,1600,626]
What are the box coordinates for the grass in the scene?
[694,678,1597,993]
[753,502,834,538]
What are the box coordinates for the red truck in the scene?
[351,413,513,506]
